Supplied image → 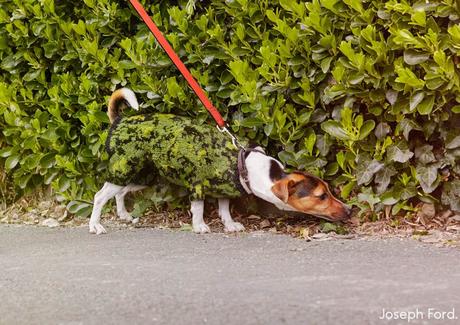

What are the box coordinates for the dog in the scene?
[88,88,351,234]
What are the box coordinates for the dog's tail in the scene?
[107,88,139,124]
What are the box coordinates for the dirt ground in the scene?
[1,194,459,247]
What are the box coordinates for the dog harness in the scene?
[105,114,247,199]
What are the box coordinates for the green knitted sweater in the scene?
[105,114,245,199]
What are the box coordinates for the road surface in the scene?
[1,225,459,324]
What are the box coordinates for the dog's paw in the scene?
[193,223,210,234]
[89,223,107,235]
[118,211,133,222]
[224,221,245,233]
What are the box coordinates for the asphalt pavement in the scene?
[1,224,459,325]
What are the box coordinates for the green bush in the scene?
[0,0,459,217]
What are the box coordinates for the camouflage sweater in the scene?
[105,114,245,199]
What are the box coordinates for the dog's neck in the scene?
[243,151,295,211]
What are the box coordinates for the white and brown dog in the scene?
[89,89,351,234]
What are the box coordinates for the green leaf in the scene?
[44,171,59,185]
[375,166,397,194]
[358,120,375,140]
[398,118,422,141]
[403,50,429,65]
[343,0,363,13]
[0,147,14,158]
[216,87,233,99]
[385,90,398,105]
[355,156,384,185]
[441,180,460,211]
[23,69,42,82]
[411,10,426,27]
[5,155,19,170]
[392,29,424,48]
[321,121,350,140]
[409,92,424,111]
[374,122,391,139]
[380,191,399,205]
[39,153,56,168]
[395,184,418,200]
[341,181,356,199]
[278,151,296,165]
[415,165,438,193]
[73,20,86,36]
[316,134,331,156]
[321,222,337,233]
[67,200,92,218]
[357,189,380,209]
[320,57,333,73]
[304,131,316,155]
[58,176,71,192]
[414,145,435,165]
[1,54,21,71]
[416,95,435,115]
[395,66,425,89]
[18,174,32,189]
[445,134,460,149]
[240,117,264,127]
[325,162,339,176]
[387,141,414,163]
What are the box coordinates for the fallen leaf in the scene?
[259,220,271,228]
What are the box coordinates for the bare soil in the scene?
[1,195,459,247]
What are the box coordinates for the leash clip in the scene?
[217,126,245,150]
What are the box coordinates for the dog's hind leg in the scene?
[218,199,245,232]
[115,184,147,223]
[191,200,210,234]
[89,182,123,235]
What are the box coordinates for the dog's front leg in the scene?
[191,200,210,234]
[218,199,245,233]
[89,182,123,235]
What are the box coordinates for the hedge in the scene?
[0,0,459,217]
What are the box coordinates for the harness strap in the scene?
[128,0,226,127]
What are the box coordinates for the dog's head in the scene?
[271,171,351,221]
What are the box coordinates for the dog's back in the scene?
[106,113,245,199]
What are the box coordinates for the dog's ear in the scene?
[271,178,297,203]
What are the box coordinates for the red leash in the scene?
[128,0,226,128]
